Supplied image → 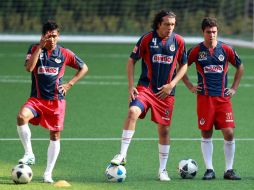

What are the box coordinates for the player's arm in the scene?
[156,63,188,99]
[127,57,138,102]
[225,64,244,96]
[59,64,88,96]
[182,74,195,93]
[25,34,49,72]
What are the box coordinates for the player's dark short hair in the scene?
[152,10,176,30]
[201,17,218,31]
[42,20,59,35]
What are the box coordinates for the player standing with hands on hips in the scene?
[110,10,187,181]
[182,17,244,180]
[16,20,88,183]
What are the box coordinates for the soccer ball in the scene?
[178,159,198,179]
[11,164,33,184]
[105,164,126,182]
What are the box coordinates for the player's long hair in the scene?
[152,10,176,30]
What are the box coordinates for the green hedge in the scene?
[0,0,252,39]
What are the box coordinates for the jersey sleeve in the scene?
[187,45,199,66]
[64,48,85,70]
[130,36,144,61]
[228,47,242,68]
[25,44,38,64]
[175,35,187,65]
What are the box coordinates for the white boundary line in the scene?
[0,138,253,141]
[0,35,253,48]
[0,78,253,87]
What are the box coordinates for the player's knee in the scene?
[17,112,28,123]
[159,128,169,138]
[50,131,60,141]
[127,108,139,121]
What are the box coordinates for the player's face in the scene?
[203,26,217,44]
[157,16,175,38]
[44,30,59,50]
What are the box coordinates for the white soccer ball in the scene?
[105,164,126,182]
[11,164,33,184]
[178,159,198,179]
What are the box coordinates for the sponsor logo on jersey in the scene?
[204,65,223,73]
[38,66,59,76]
[170,44,175,52]
[152,54,173,65]
[198,51,207,61]
[218,54,225,61]
[55,58,61,64]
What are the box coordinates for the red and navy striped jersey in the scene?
[188,41,242,96]
[25,44,85,100]
[130,31,187,95]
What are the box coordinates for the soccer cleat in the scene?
[224,169,241,180]
[202,169,216,180]
[110,154,127,166]
[43,175,54,183]
[18,153,35,165]
[158,169,171,181]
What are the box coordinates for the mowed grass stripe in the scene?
[1,138,254,141]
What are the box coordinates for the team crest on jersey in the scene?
[169,44,175,52]
[204,65,223,73]
[199,118,205,125]
[218,54,224,61]
[55,58,61,64]
[38,66,59,76]
[198,51,207,61]
[152,54,173,65]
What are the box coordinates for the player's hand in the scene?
[39,32,50,48]
[188,83,202,94]
[156,83,174,99]
[224,88,236,97]
[129,87,139,102]
[58,83,73,96]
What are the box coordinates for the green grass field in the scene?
[0,42,253,190]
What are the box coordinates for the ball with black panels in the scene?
[178,159,198,179]
[11,164,33,184]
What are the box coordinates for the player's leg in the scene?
[17,107,35,165]
[157,124,170,181]
[221,128,241,180]
[201,129,216,180]
[111,106,142,165]
[43,131,61,183]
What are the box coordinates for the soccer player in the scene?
[182,17,244,180]
[110,10,187,181]
[16,20,88,183]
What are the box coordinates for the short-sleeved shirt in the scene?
[130,31,187,95]
[187,41,242,97]
[25,44,85,100]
